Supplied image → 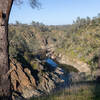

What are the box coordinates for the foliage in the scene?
[8,13,100,100]
[14,0,40,9]
[9,13,100,72]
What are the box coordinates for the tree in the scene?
[15,20,21,25]
[97,13,100,18]
[86,16,91,25]
[0,0,39,99]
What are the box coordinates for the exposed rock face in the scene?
[10,58,65,99]
[54,54,91,73]
[38,73,55,93]
[38,67,65,94]
[10,59,38,99]
[45,49,91,73]
[24,68,36,88]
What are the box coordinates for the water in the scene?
[45,58,58,68]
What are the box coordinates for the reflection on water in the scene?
[45,58,58,68]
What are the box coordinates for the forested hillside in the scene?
[9,14,100,72]
[8,14,100,100]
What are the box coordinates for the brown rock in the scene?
[24,68,36,87]
[10,58,36,98]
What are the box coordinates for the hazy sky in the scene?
[9,0,100,25]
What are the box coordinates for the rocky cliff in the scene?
[10,58,66,99]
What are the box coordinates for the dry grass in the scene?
[31,82,100,100]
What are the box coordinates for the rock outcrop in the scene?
[10,59,39,99]
[44,47,91,73]
[37,67,65,94]
[51,54,91,73]
[10,58,65,99]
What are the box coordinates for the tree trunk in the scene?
[0,0,13,99]
[0,19,11,99]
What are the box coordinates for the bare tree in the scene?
[0,0,39,99]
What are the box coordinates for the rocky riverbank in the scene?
[10,58,68,100]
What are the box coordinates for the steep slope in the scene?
[10,57,66,99]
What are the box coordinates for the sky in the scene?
[9,0,100,25]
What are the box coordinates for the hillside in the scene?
[8,14,100,99]
[9,14,100,72]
